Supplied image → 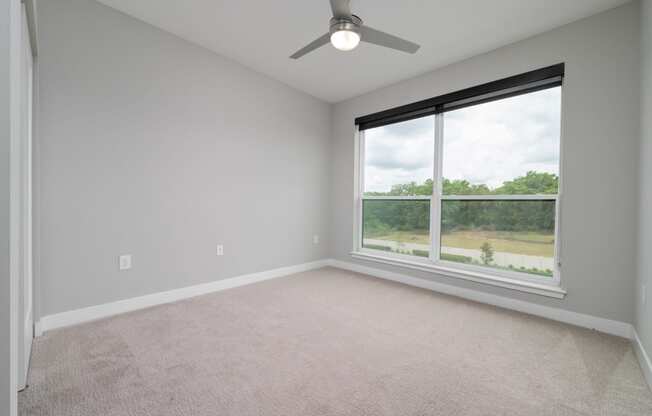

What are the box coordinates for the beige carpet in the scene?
[19,267,652,416]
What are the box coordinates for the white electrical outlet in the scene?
[313,235,320,245]
[216,245,224,256]
[119,254,132,270]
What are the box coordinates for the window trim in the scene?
[349,250,567,299]
[352,68,565,297]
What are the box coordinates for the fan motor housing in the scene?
[329,15,362,36]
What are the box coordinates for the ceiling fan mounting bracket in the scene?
[329,15,362,36]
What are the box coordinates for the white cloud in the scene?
[364,87,561,192]
[364,116,434,192]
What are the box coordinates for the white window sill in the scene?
[350,251,567,299]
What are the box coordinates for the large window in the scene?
[356,65,563,286]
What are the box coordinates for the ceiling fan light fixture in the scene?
[289,2,420,60]
[330,30,360,51]
[329,15,362,51]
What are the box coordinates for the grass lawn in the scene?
[442,230,553,257]
[370,230,554,257]
[365,230,431,245]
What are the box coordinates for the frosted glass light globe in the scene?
[330,30,360,51]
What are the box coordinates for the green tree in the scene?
[480,242,494,265]
[442,178,491,195]
[495,171,558,195]
[363,171,559,237]
[366,179,434,196]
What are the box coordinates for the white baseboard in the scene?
[37,259,330,334]
[633,329,652,391]
[327,259,633,339]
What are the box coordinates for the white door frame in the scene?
[17,2,34,391]
[10,0,37,400]
[8,0,21,413]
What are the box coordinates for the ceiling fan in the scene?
[290,0,420,59]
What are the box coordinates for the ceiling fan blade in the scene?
[329,0,352,18]
[290,33,331,59]
[360,26,420,54]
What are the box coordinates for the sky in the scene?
[364,87,562,193]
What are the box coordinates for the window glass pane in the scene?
[440,200,556,277]
[442,87,561,195]
[363,200,431,257]
[364,116,434,196]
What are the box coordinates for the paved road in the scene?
[363,238,554,271]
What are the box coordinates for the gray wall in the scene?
[35,0,647,331]
[36,0,331,316]
[1,1,13,414]
[637,0,652,355]
[330,3,640,323]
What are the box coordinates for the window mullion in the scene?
[431,113,444,263]
[441,194,557,201]
[362,196,432,201]
[356,128,365,252]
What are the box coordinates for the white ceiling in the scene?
[95,0,630,103]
